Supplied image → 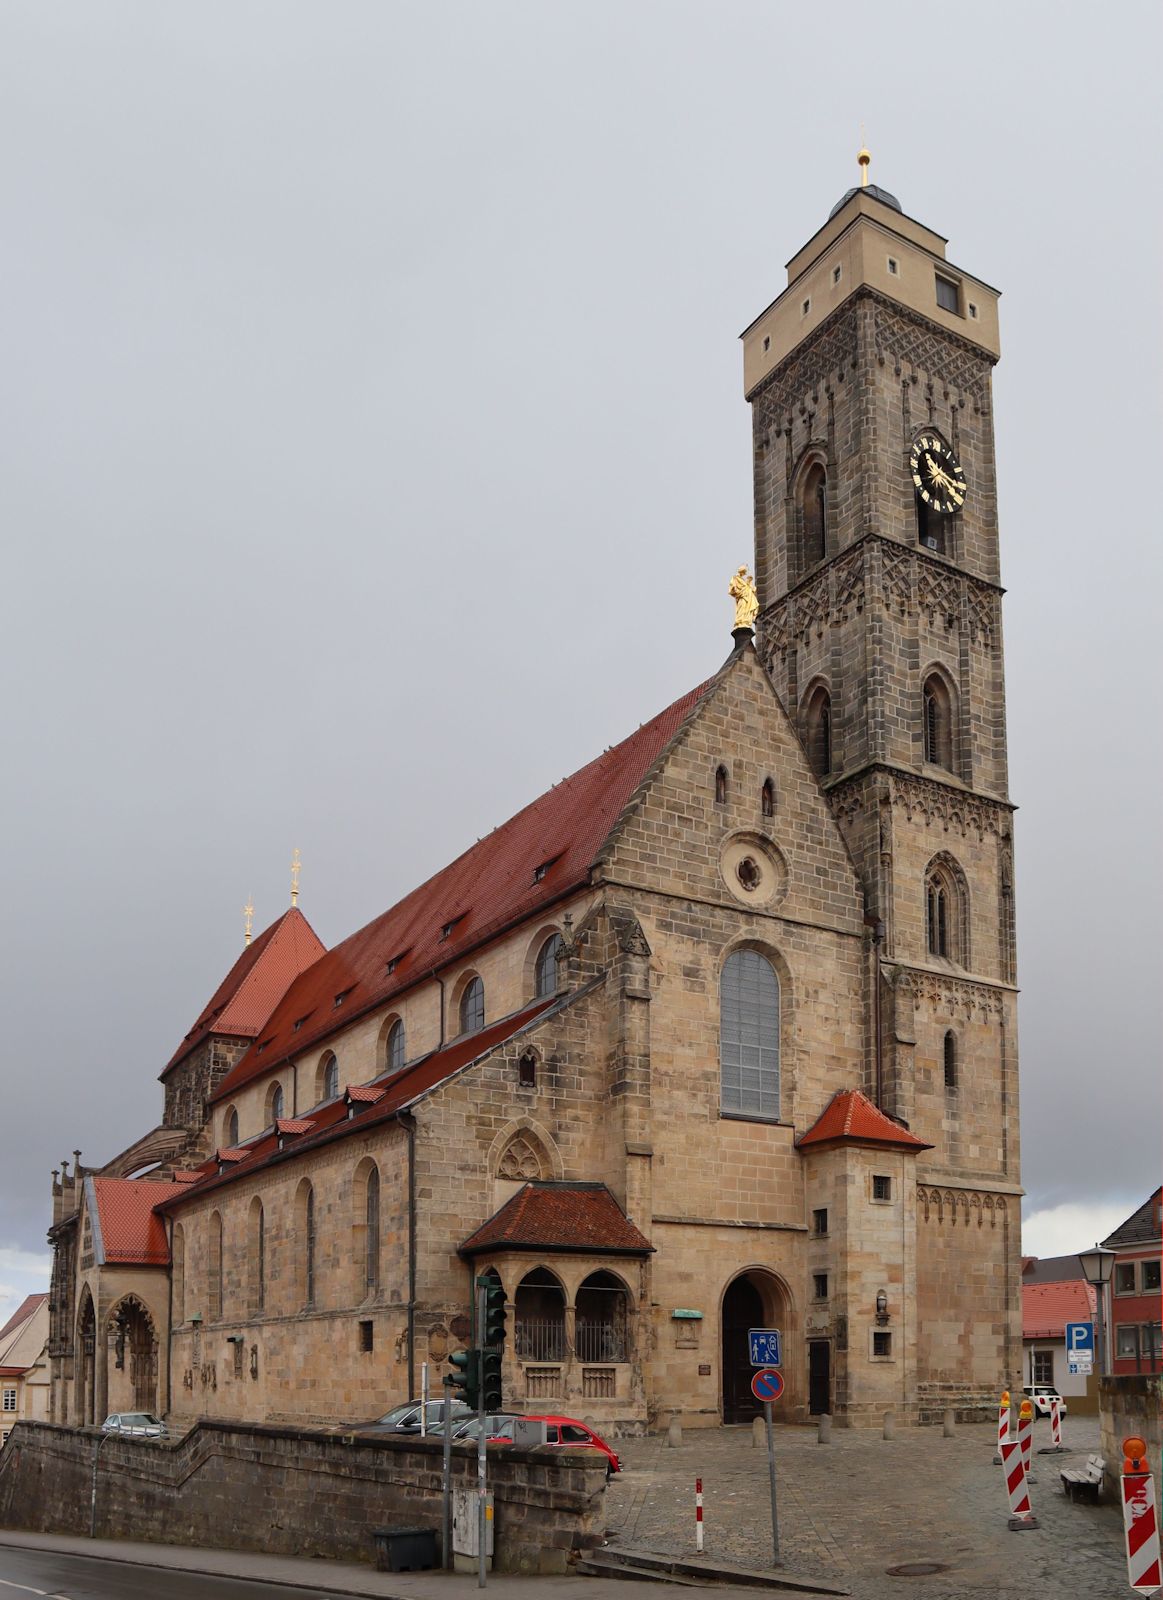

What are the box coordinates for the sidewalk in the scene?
[0,1528,707,1600]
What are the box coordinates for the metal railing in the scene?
[514,1318,566,1362]
[576,1320,626,1363]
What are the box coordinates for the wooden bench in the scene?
[1061,1454,1106,1503]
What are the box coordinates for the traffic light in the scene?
[480,1274,507,1350]
[448,1348,479,1409]
[480,1347,503,1412]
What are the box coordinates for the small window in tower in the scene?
[887,256,899,276]
[358,1319,374,1353]
[761,778,775,818]
[801,297,811,317]
[832,264,842,286]
[935,274,960,314]
[518,1051,537,1088]
[872,1330,893,1358]
[872,1174,892,1202]
[943,1031,958,1090]
[715,765,728,804]
[813,1273,829,1300]
[813,1208,829,1236]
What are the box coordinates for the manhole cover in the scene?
[885,1562,949,1577]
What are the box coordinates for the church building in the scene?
[46,164,1023,1432]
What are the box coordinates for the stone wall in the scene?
[0,1419,608,1575]
[1099,1376,1162,1477]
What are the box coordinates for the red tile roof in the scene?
[0,1367,27,1378]
[796,1090,934,1152]
[275,1117,315,1136]
[88,1178,171,1266]
[159,997,565,1209]
[1023,1278,1097,1340]
[209,682,710,1107]
[459,1182,653,1257]
[163,908,326,1076]
[0,1293,48,1346]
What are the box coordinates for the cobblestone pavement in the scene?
[604,1416,1135,1599]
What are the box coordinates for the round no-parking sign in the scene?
[751,1368,784,1403]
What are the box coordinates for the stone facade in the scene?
[44,181,1023,1439]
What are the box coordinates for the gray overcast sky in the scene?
[1,1,1159,1317]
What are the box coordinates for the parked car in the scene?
[525,1415,620,1474]
[353,1399,474,1434]
[1022,1384,1067,1418]
[101,1412,167,1437]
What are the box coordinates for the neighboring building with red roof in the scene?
[1103,1189,1162,1377]
[1021,1266,1098,1414]
[0,1293,50,1442]
[44,179,1024,1437]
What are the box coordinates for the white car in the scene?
[1022,1385,1067,1418]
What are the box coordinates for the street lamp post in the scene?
[1077,1242,1116,1380]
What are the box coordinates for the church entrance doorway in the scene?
[808,1339,830,1415]
[720,1270,789,1424]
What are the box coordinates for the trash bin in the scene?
[372,1526,438,1573]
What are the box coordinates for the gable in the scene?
[595,644,864,932]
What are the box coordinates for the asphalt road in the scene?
[0,1546,354,1600]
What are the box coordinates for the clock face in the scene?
[909,435,967,516]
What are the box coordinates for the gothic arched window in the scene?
[387,1018,406,1073]
[804,686,833,779]
[720,949,781,1120]
[460,976,485,1035]
[320,1053,339,1101]
[248,1198,265,1316]
[268,1082,284,1125]
[923,672,955,770]
[299,1181,316,1307]
[802,462,827,568]
[925,856,967,965]
[943,1031,958,1090]
[224,1107,239,1148]
[208,1212,223,1321]
[364,1165,380,1294]
[535,934,564,999]
[761,778,775,819]
[715,764,729,804]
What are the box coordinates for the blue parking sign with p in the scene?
[1065,1321,1094,1358]
[748,1328,782,1367]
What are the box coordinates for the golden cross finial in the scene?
[243,896,254,946]
[290,848,301,907]
[858,127,871,187]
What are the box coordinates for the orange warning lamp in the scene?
[1019,1398,1033,1418]
[1123,1436,1149,1474]
[1000,1389,1010,1405]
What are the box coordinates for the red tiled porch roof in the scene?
[209,680,711,1106]
[796,1090,933,1152]
[459,1182,654,1258]
[88,1178,170,1266]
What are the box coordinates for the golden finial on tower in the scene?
[858,128,871,187]
[290,848,301,908]
[728,565,759,634]
[243,896,254,947]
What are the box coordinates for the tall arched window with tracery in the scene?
[804,686,833,779]
[925,856,967,965]
[535,934,564,999]
[387,1018,406,1073]
[801,461,827,569]
[364,1166,380,1294]
[923,672,955,770]
[208,1212,223,1321]
[459,976,485,1035]
[248,1197,265,1316]
[720,949,781,1120]
[943,1030,958,1090]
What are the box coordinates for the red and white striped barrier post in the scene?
[1000,1435,1038,1530]
[993,1388,1010,1465]
[1017,1398,1037,1484]
[695,1477,704,1553]
[1049,1396,1062,1449]
[1122,1436,1162,1594]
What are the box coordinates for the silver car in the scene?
[101,1412,167,1437]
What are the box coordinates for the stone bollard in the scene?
[943,1409,956,1438]
[667,1415,683,1448]
[752,1415,765,1448]
[882,1410,895,1441]
[817,1413,832,1445]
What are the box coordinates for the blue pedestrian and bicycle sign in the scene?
[748,1328,782,1367]
[751,1367,785,1403]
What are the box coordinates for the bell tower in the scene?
[742,160,1019,1166]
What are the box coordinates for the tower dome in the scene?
[828,182,902,219]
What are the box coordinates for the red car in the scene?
[525,1414,620,1475]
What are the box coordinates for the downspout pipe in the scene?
[400,1110,418,1400]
